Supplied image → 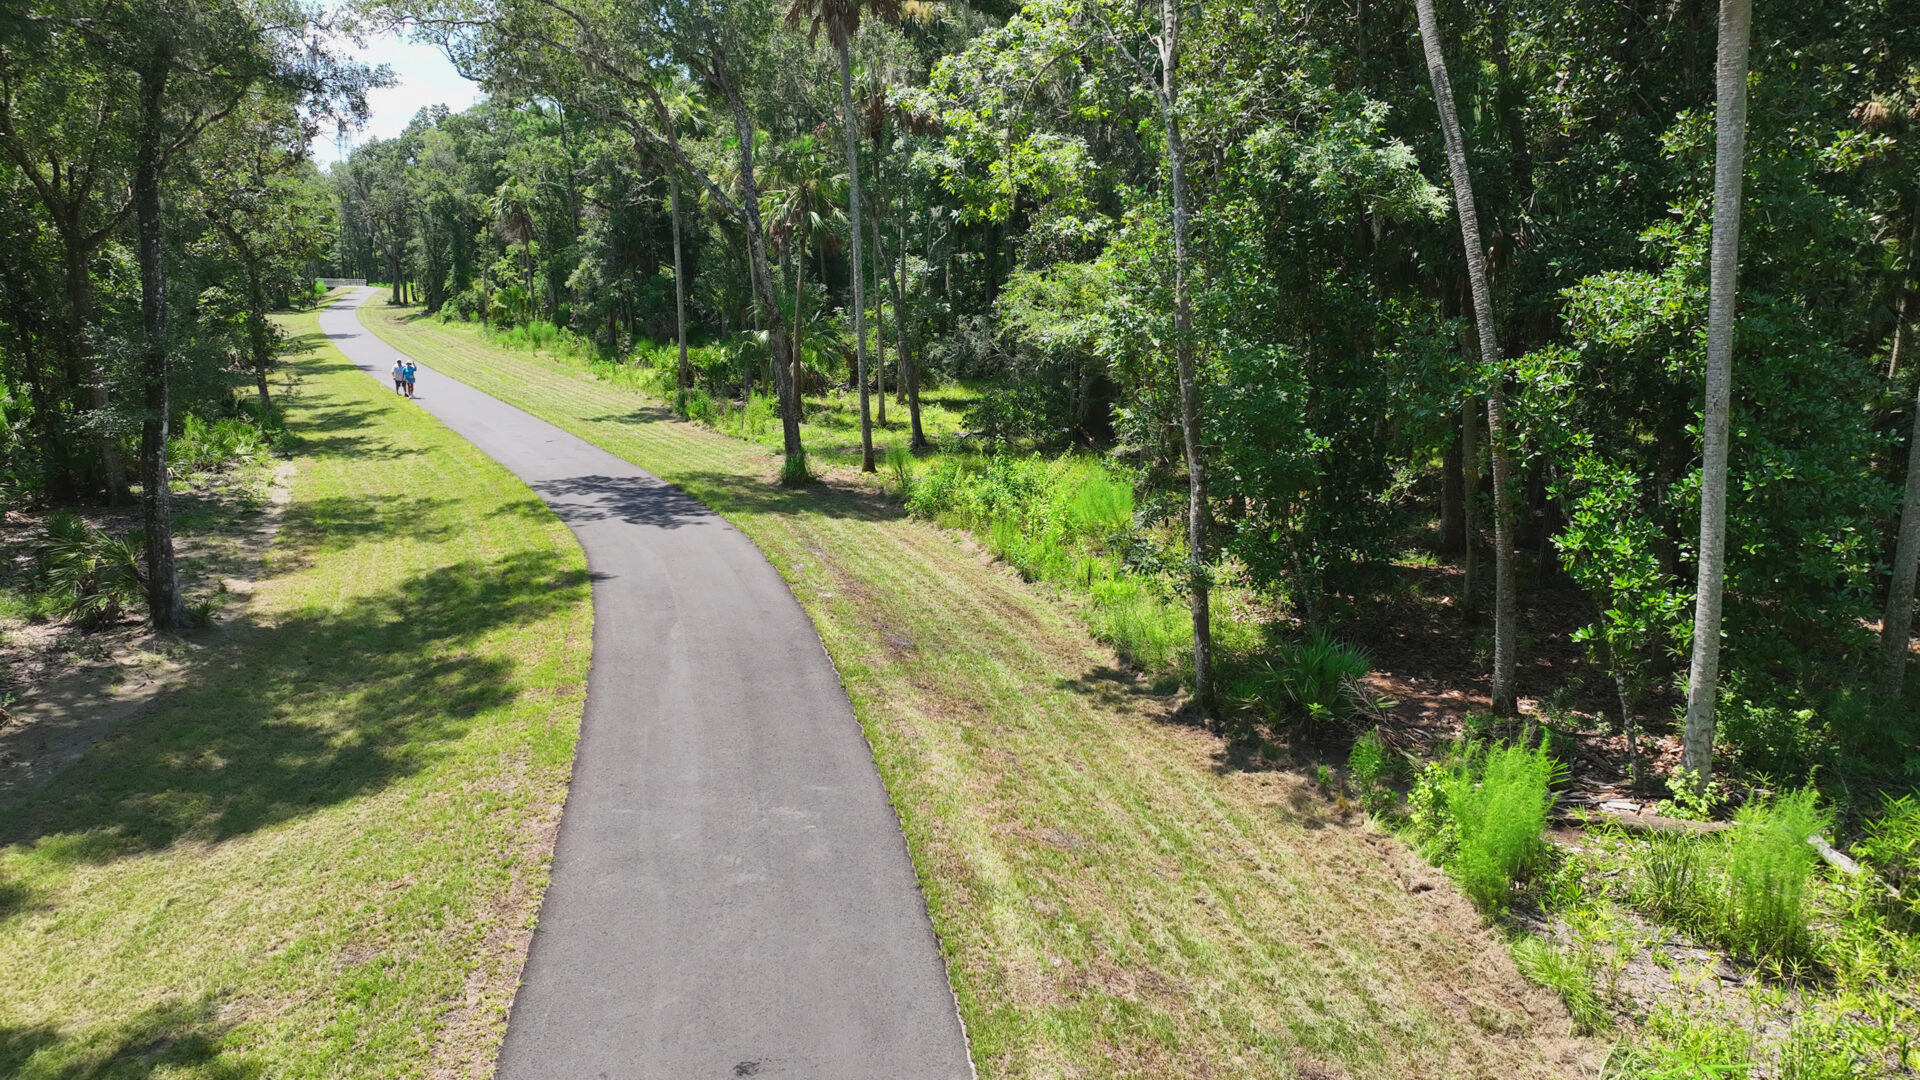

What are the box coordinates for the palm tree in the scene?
[786,0,904,472]
[1680,0,1755,783]
[1415,0,1519,715]
[764,135,844,395]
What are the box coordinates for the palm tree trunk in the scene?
[792,232,807,394]
[1681,0,1755,780]
[839,46,876,472]
[1417,0,1517,713]
[902,186,924,447]
[873,210,888,425]
[727,101,803,464]
[671,173,692,390]
[1159,0,1214,717]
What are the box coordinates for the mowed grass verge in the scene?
[363,299,1597,1080]
[0,311,590,1079]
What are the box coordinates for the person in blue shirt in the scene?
[403,361,418,399]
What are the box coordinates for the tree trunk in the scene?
[1879,188,1920,695]
[1461,392,1481,614]
[245,260,272,413]
[1681,0,1754,781]
[1161,0,1214,718]
[903,186,926,448]
[840,46,876,472]
[671,173,692,390]
[134,64,183,631]
[1442,428,1465,552]
[792,232,807,394]
[727,100,803,465]
[62,243,130,504]
[1888,188,1918,381]
[871,207,888,425]
[1418,0,1517,714]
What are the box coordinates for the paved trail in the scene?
[318,290,972,1080]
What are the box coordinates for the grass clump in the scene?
[779,447,812,487]
[1510,935,1608,1035]
[1411,739,1561,914]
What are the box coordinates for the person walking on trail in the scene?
[390,360,405,395]
[403,361,418,399]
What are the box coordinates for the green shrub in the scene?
[42,512,145,629]
[1717,787,1829,960]
[1718,693,1835,782]
[1246,629,1373,727]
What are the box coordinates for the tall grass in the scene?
[907,454,1201,672]
[1411,739,1561,914]
[1718,788,1829,960]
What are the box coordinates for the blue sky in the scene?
[318,26,484,166]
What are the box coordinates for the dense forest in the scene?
[6,0,1920,795]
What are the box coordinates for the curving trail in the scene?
[317,289,972,1080]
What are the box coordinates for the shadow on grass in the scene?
[581,406,677,426]
[667,468,905,526]
[0,997,255,1080]
[0,546,585,865]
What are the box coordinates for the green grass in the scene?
[0,311,591,1078]
[360,297,1595,1079]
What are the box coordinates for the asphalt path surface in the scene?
[318,289,973,1080]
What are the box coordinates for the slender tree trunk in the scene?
[1159,0,1214,717]
[671,173,692,390]
[1681,0,1754,780]
[904,188,926,448]
[1887,188,1919,381]
[134,64,183,630]
[873,210,888,425]
[840,46,876,472]
[792,232,807,393]
[1441,433,1465,552]
[1418,0,1517,714]
[1461,392,1481,614]
[896,186,908,406]
[62,243,130,504]
[238,252,272,413]
[727,101,803,465]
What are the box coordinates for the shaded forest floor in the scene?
[364,297,1603,1080]
[0,314,591,1080]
